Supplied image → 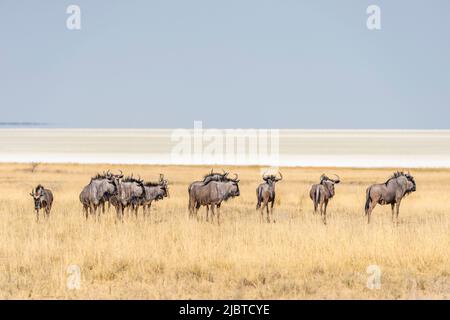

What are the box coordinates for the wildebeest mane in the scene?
[91,173,109,181]
[144,181,160,187]
[385,171,412,185]
[122,176,143,184]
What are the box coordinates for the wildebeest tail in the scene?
[188,187,192,210]
[256,188,262,210]
[365,187,372,215]
[313,187,320,211]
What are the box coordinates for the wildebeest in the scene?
[109,175,146,220]
[188,174,240,224]
[188,169,229,218]
[309,174,340,225]
[364,171,416,225]
[79,171,122,219]
[30,184,53,221]
[138,174,169,217]
[256,172,283,223]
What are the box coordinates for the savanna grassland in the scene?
[0,163,448,299]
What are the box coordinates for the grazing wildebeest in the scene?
[365,171,416,225]
[30,184,53,221]
[79,171,122,219]
[187,169,229,218]
[139,174,169,217]
[188,174,240,224]
[110,175,146,221]
[256,172,283,223]
[309,174,340,225]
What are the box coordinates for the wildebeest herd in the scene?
[30,170,416,225]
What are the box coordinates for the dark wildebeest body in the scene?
[30,185,53,221]
[138,174,169,217]
[309,174,340,225]
[188,175,240,224]
[79,172,120,219]
[188,170,229,219]
[364,171,416,225]
[110,176,146,221]
[256,172,283,223]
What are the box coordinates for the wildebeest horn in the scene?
[332,174,340,183]
[276,171,283,181]
[30,189,34,196]
[159,173,164,181]
[222,169,228,176]
[232,173,238,181]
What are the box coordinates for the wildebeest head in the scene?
[225,173,240,198]
[150,173,169,199]
[404,172,416,193]
[159,174,169,198]
[262,172,283,185]
[203,169,229,185]
[319,174,340,195]
[30,184,45,210]
[106,170,123,184]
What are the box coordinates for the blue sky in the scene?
[1,1,449,128]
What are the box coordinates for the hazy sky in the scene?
[1,1,449,128]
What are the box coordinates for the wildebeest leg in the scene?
[366,201,376,224]
[391,203,395,223]
[270,199,275,223]
[120,205,125,222]
[119,204,124,222]
[35,209,39,222]
[216,205,221,225]
[211,205,218,225]
[188,202,194,219]
[205,205,210,222]
[45,206,51,219]
[260,204,264,223]
[115,205,120,221]
[322,200,328,225]
[319,201,324,221]
[395,201,401,226]
[195,203,201,222]
[83,205,88,220]
[266,201,270,223]
[143,204,148,218]
[209,205,215,223]
[133,204,138,218]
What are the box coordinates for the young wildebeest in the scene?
[309,174,340,225]
[188,174,240,224]
[138,174,169,217]
[187,169,229,219]
[110,175,146,221]
[79,171,122,219]
[30,185,53,221]
[256,172,283,223]
[365,171,416,225]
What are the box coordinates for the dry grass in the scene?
[0,163,448,299]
